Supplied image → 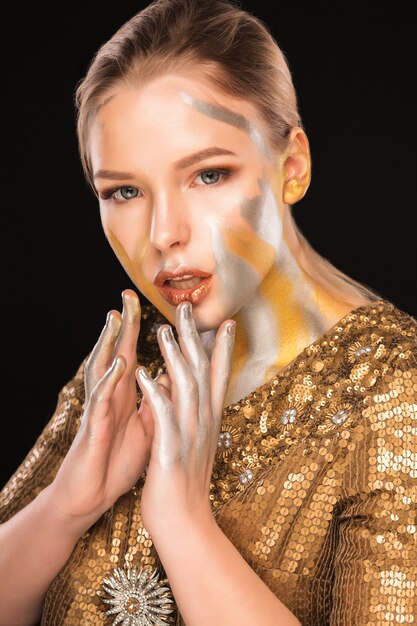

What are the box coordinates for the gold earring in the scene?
[283,177,304,204]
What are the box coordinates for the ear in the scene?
[281,127,311,205]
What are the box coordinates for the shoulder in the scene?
[342,298,417,408]
[335,297,416,365]
[271,297,417,451]
[326,298,417,488]
[359,298,416,359]
[321,297,416,393]
[356,300,417,463]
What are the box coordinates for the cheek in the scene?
[104,223,148,288]
[100,206,149,258]
[100,208,170,311]
[213,185,281,278]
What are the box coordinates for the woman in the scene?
[1,0,416,624]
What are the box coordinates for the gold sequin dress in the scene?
[1,298,416,625]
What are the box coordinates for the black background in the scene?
[1,1,416,489]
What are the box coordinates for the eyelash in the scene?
[98,167,232,203]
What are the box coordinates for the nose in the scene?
[149,191,191,252]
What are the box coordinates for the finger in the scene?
[175,301,211,414]
[156,324,198,432]
[113,289,141,375]
[84,355,127,427]
[210,320,236,421]
[137,396,154,439]
[137,373,171,439]
[136,367,179,469]
[175,302,210,373]
[84,311,123,399]
[154,373,172,394]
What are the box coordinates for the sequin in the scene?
[1,298,416,625]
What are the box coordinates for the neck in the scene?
[200,237,368,406]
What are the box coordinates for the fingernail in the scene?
[123,293,140,323]
[181,302,192,318]
[227,322,236,337]
[106,312,121,332]
[162,326,174,341]
[139,367,150,379]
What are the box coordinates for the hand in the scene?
[136,301,236,536]
[48,289,156,534]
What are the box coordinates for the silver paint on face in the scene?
[274,237,322,339]
[231,182,284,390]
[162,87,326,405]
[211,180,324,405]
[207,216,261,320]
[240,179,283,251]
[180,91,274,161]
[240,293,277,360]
[204,180,283,350]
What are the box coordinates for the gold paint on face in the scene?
[91,72,280,330]
[91,71,363,406]
[106,228,173,320]
[258,268,308,379]
[219,220,276,279]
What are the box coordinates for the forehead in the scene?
[89,73,271,161]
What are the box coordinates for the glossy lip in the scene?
[154,266,212,286]
[156,275,213,306]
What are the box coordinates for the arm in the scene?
[0,355,88,526]
[152,515,301,626]
[0,357,88,625]
[329,351,417,624]
[137,302,300,626]
[0,291,157,625]
[329,488,417,624]
[0,484,86,626]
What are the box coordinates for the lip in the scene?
[154,266,212,286]
[154,267,213,306]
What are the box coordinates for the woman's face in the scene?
[90,72,286,332]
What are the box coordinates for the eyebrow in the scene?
[93,147,237,181]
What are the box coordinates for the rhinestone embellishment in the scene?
[99,564,174,625]
[239,468,254,484]
[218,431,233,449]
[354,345,372,357]
[331,410,349,426]
[280,408,297,425]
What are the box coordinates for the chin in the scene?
[188,299,238,334]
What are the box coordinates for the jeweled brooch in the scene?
[98,564,174,625]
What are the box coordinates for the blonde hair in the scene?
[74,0,382,306]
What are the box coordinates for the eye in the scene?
[98,169,232,202]
[194,168,231,186]
[99,185,141,202]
